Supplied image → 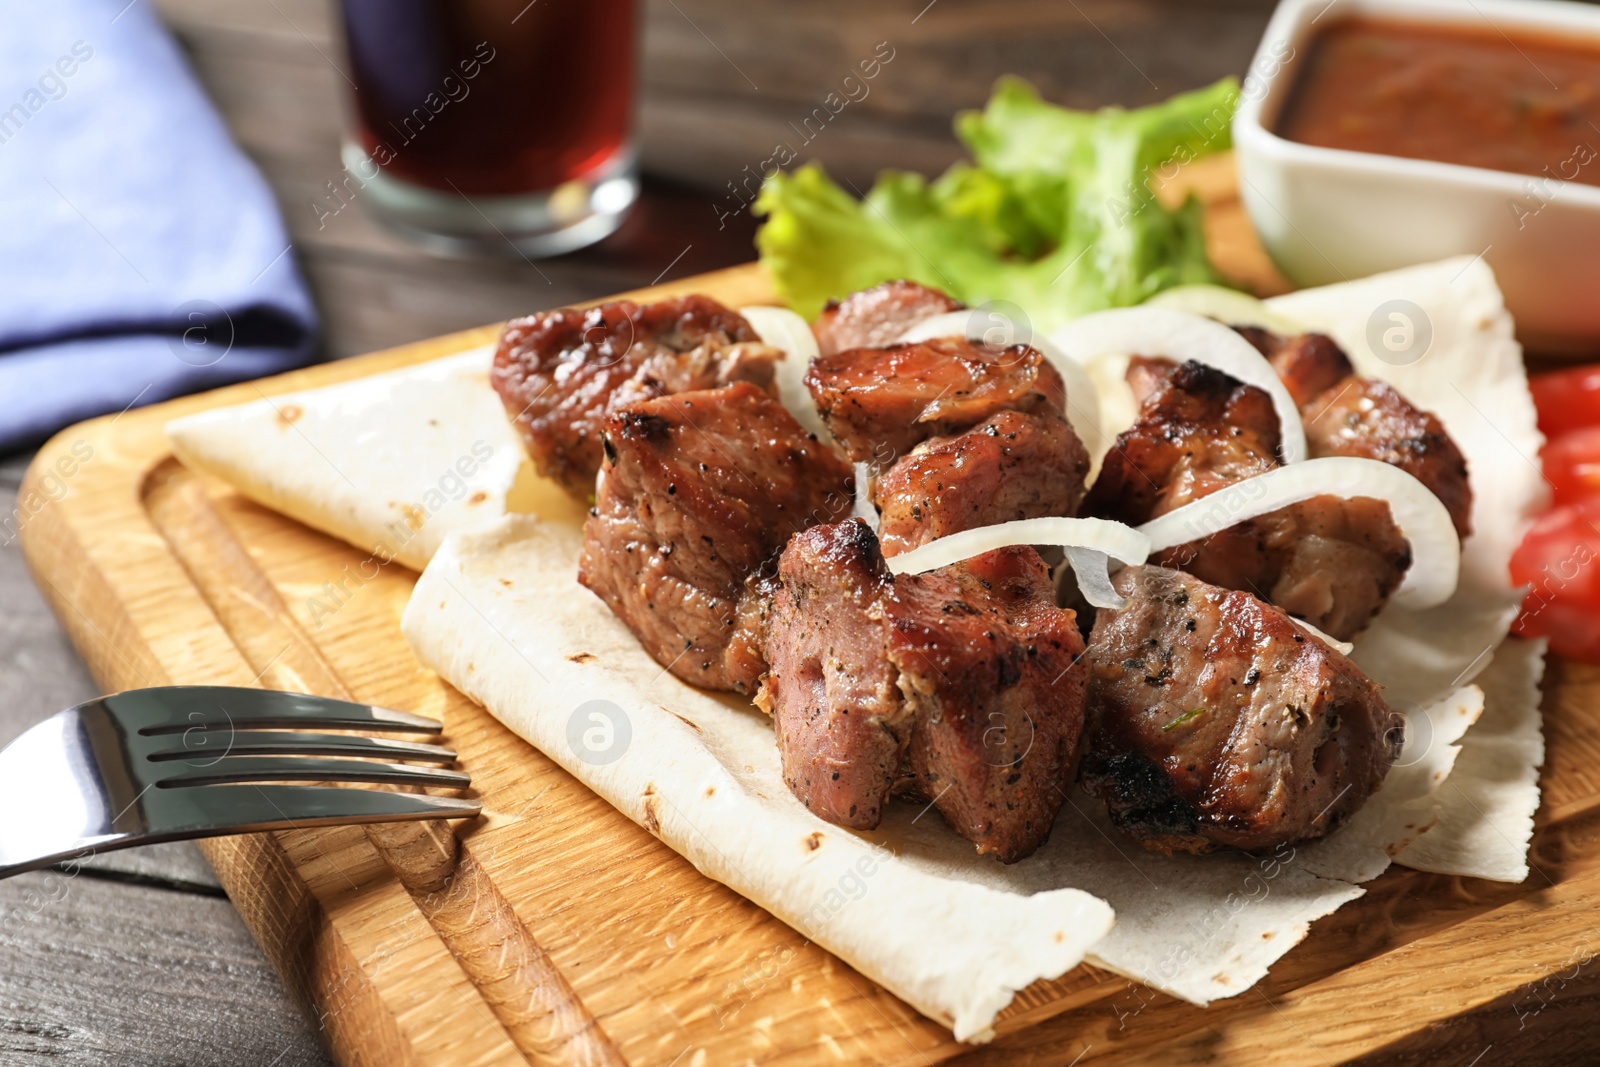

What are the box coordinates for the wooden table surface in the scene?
[0,1,1275,1062]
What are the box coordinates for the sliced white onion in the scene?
[1292,617,1355,655]
[899,310,1107,461]
[1062,547,1123,610]
[851,460,878,531]
[1145,284,1308,337]
[1050,306,1308,464]
[1137,456,1459,610]
[739,305,831,441]
[896,308,966,347]
[886,516,1150,610]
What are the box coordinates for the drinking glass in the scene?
[334,0,639,257]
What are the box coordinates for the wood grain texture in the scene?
[0,870,327,1067]
[2,462,317,1063]
[1,463,102,742]
[146,465,623,1066]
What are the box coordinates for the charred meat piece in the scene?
[806,338,1067,463]
[1125,354,1178,405]
[492,295,780,494]
[1084,360,1281,526]
[1160,495,1411,642]
[759,521,1087,862]
[759,521,907,829]
[723,573,778,698]
[578,382,854,693]
[1304,377,1473,539]
[812,280,963,357]
[873,409,1090,557]
[1084,361,1410,641]
[891,544,1089,862]
[1237,326,1473,538]
[1235,326,1352,408]
[1081,566,1403,854]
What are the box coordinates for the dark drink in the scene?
[336,0,639,256]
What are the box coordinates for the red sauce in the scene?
[1276,17,1600,186]
[341,0,636,196]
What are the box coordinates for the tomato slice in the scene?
[1511,497,1600,661]
[1542,426,1600,507]
[1514,599,1600,664]
[1531,363,1600,438]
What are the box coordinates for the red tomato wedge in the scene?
[1531,364,1600,438]
[1511,497,1600,662]
[1542,426,1600,508]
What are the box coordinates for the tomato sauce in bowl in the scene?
[1276,17,1600,186]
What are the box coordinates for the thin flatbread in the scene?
[166,348,524,572]
[1391,637,1546,882]
[1266,257,1547,882]
[1298,682,1483,884]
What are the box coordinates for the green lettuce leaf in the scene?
[754,76,1240,332]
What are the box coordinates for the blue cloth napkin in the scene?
[0,0,318,453]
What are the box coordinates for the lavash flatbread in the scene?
[1392,636,1546,882]
[166,348,526,572]
[1266,257,1547,883]
[168,258,1549,1036]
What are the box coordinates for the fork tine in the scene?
[146,785,481,838]
[109,687,444,735]
[154,757,471,790]
[146,731,458,764]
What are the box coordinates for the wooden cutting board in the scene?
[19,157,1600,1066]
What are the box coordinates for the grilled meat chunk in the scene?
[812,279,963,357]
[1126,354,1178,405]
[806,338,1067,463]
[1235,326,1351,408]
[492,295,780,494]
[723,573,778,697]
[1084,361,1410,641]
[1304,378,1473,539]
[1237,326,1473,538]
[759,521,1087,862]
[1082,566,1403,854]
[760,521,906,829]
[892,545,1089,861]
[578,382,853,693]
[1162,495,1412,641]
[1085,360,1281,525]
[874,409,1090,557]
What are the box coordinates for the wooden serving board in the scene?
[19,159,1600,1066]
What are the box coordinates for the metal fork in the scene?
[0,686,481,879]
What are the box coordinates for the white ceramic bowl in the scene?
[1234,0,1600,354]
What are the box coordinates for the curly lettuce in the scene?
[754,76,1240,332]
